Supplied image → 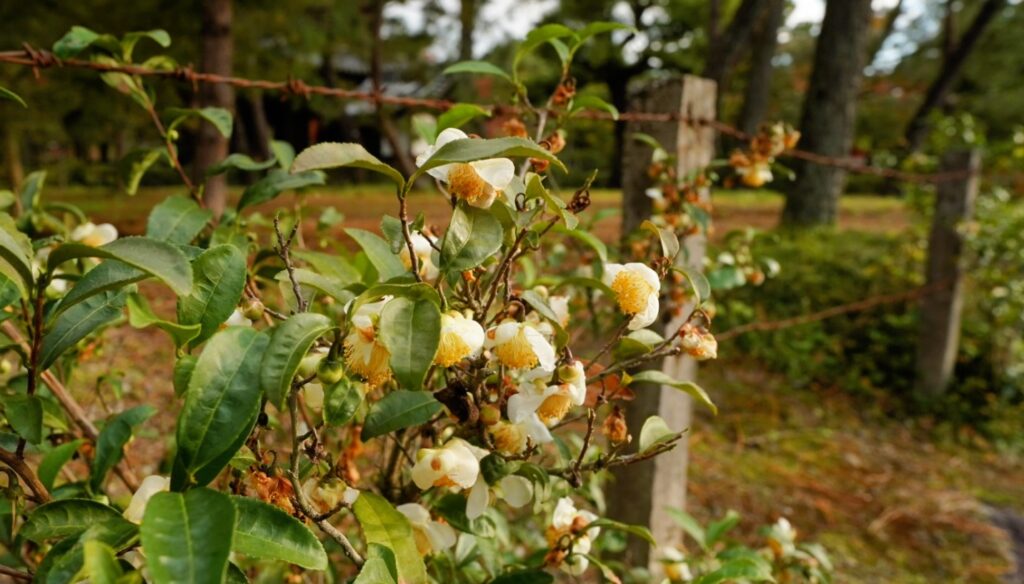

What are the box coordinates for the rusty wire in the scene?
[0,45,981,185]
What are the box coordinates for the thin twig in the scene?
[0,447,51,503]
[274,216,307,313]
[0,564,32,582]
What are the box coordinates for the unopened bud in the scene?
[240,297,265,320]
[479,404,501,426]
[602,406,629,445]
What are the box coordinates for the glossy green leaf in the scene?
[436,104,491,134]
[48,237,193,296]
[40,290,127,370]
[177,245,247,347]
[91,406,155,492]
[628,370,717,415]
[146,196,213,244]
[378,295,440,390]
[206,153,277,176]
[82,540,123,583]
[259,313,333,409]
[694,553,774,584]
[237,169,325,210]
[638,415,676,453]
[554,224,607,263]
[514,24,576,72]
[52,26,102,58]
[353,543,398,584]
[0,86,26,108]
[127,293,201,349]
[173,355,197,397]
[674,266,711,305]
[641,219,680,260]
[570,94,619,119]
[173,328,269,489]
[54,260,146,319]
[667,508,707,549]
[38,439,86,491]
[613,329,665,360]
[324,377,364,427]
[589,518,656,545]
[413,137,565,184]
[442,60,512,82]
[353,492,427,584]
[291,142,405,189]
[0,213,34,293]
[345,228,407,282]
[231,496,327,569]
[3,394,42,444]
[140,488,236,584]
[167,107,233,138]
[273,268,353,304]
[361,390,441,441]
[21,499,130,542]
[573,21,633,46]
[125,148,164,196]
[36,519,138,584]
[440,202,502,272]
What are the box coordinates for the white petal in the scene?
[627,263,661,291]
[522,414,553,443]
[424,521,457,552]
[552,497,577,529]
[443,439,481,489]
[411,450,441,490]
[94,223,119,245]
[629,293,660,331]
[524,326,556,371]
[123,475,170,524]
[484,321,519,348]
[434,128,470,148]
[498,475,533,508]
[602,263,624,287]
[507,392,544,423]
[470,158,515,191]
[466,478,489,519]
[466,189,498,209]
[397,503,431,526]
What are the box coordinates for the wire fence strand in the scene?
[0,45,977,185]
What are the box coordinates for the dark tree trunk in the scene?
[459,0,477,62]
[249,95,273,159]
[3,125,23,189]
[736,0,785,137]
[196,0,234,218]
[366,1,417,177]
[782,0,873,227]
[867,0,904,64]
[702,0,764,89]
[904,0,1005,152]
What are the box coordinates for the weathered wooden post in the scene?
[610,74,717,573]
[915,149,980,397]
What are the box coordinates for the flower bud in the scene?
[317,358,346,385]
[240,297,265,320]
[601,406,629,445]
[479,404,501,426]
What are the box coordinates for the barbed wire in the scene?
[0,44,977,184]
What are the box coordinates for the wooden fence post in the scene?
[610,74,717,574]
[915,149,980,397]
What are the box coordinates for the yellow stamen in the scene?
[435,332,472,367]
[492,329,539,369]
[537,393,572,424]
[447,163,492,205]
[611,271,655,314]
[344,329,392,388]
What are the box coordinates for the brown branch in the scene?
[273,216,307,313]
[0,447,51,503]
[0,564,32,582]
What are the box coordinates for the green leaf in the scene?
[167,107,233,139]
[440,202,502,272]
[554,224,607,264]
[18,170,46,211]
[38,439,86,491]
[638,415,675,453]
[0,86,26,108]
[613,329,665,360]
[121,29,171,58]
[627,370,717,415]
[0,212,35,294]
[231,496,327,569]
[226,563,249,584]
[515,25,576,69]
[91,406,155,492]
[48,237,193,296]
[173,355,198,397]
[520,289,568,348]
[125,148,164,196]
[177,245,247,347]
[21,499,130,542]
[36,519,138,584]
[573,21,633,46]
[40,290,127,370]
[413,137,565,184]
[291,143,405,189]
[82,540,124,583]
[570,94,619,119]
[667,508,707,550]
[206,153,278,176]
[694,554,775,584]
[706,265,746,291]
[490,570,554,584]
[3,394,42,444]
[353,543,399,584]
[55,262,146,324]
[378,295,440,389]
[173,328,269,489]
[127,293,201,349]
[705,510,740,548]
[274,268,353,304]
[140,488,236,584]
[237,169,325,210]
[345,228,407,282]
[674,266,711,305]
[270,140,296,170]
[146,196,213,244]
[437,104,491,134]
[353,492,428,584]
[324,377,364,427]
[52,26,102,58]
[589,518,656,546]
[361,390,442,441]
[259,313,333,409]
[442,60,512,82]
[641,219,680,260]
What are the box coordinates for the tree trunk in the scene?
[702,0,764,89]
[366,0,417,177]
[736,0,785,137]
[196,0,234,218]
[459,0,477,62]
[904,0,1005,152]
[249,94,273,160]
[782,0,873,227]
[867,0,904,65]
[3,125,24,189]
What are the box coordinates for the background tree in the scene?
[196,0,234,217]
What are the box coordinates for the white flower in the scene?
[484,320,556,371]
[738,161,773,188]
[466,473,534,520]
[602,263,661,330]
[488,420,531,454]
[547,497,600,575]
[767,517,798,556]
[411,438,480,492]
[71,222,118,247]
[344,297,392,387]
[415,128,515,209]
[646,187,670,212]
[435,311,485,367]
[662,547,693,582]
[397,503,457,555]
[400,231,439,280]
[225,309,253,327]
[301,478,360,514]
[507,360,586,433]
[679,324,717,361]
[123,475,170,523]
[548,295,571,328]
